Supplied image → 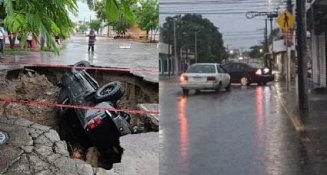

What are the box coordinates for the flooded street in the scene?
[160,77,317,175]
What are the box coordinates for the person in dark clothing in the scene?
[88,30,96,52]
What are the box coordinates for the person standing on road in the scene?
[88,30,96,52]
[27,32,33,48]
[0,25,5,54]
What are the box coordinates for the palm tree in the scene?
[2,0,78,53]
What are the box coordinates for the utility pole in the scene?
[264,18,269,67]
[296,0,308,109]
[195,31,198,64]
[173,19,178,75]
[286,0,293,89]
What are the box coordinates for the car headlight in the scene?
[263,68,269,74]
[256,69,262,75]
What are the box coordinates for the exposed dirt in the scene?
[0,68,158,170]
[0,71,60,129]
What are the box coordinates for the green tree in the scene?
[79,23,89,32]
[93,0,138,37]
[161,14,227,63]
[2,0,78,52]
[249,45,264,58]
[135,0,158,41]
[85,0,135,22]
[89,19,101,32]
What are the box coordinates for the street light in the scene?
[259,49,263,53]
[230,50,234,54]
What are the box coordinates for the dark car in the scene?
[57,61,132,169]
[222,62,274,86]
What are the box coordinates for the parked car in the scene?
[180,63,231,96]
[222,62,274,86]
[57,61,132,169]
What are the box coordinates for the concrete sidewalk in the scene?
[273,81,327,174]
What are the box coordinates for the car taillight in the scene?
[180,75,188,81]
[88,116,103,130]
[95,116,102,125]
[88,120,96,130]
[256,69,262,75]
[207,76,216,81]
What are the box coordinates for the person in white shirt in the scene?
[0,26,5,53]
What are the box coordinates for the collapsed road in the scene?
[0,61,159,172]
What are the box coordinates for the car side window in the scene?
[222,64,231,72]
[231,64,241,72]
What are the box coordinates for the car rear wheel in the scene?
[72,60,91,72]
[95,81,124,102]
[215,82,222,93]
[240,76,249,86]
[182,88,189,96]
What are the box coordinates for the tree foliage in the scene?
[135,0,158,40]
[86,0,135,23]
[1,0,78,53]
[248,44,264,58]
[161,14,227,63]
[93,0,138,35]
[89,19,101,32]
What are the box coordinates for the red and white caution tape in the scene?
[0,61,159,73]
[0,97,159,115]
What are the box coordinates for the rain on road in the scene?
[160,77,315,175]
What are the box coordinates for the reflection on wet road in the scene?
[160,78,315,175]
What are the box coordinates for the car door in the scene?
[224,63,241,83]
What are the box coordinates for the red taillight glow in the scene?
[256,69,262,75]
[180,75,188,81]
[89,120,96,129]
[207,76,216,81]
[95,116,102,125]
[88,116,103,130]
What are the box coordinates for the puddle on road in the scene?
[1,66,158,169]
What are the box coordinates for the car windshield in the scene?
[186,65,216,73]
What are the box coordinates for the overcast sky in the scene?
[70,2,96,23]
[159,0,287,50]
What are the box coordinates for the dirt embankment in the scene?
[0,72,60,128]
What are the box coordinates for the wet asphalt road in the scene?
[160,77,316,175]
[1,35,158,82]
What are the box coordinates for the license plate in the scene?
[192,77,202,81]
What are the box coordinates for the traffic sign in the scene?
[276,10,295,32]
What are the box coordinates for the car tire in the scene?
[240,76,250,86]
[215,82,222,93]
[182,88,189,96]
[72,61,91,72]
[95,81,124,102]
[262,82,267,85]
[226,82,231,91]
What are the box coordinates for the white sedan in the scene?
[180,63,231,96]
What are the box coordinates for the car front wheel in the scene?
[182,88,189,96]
